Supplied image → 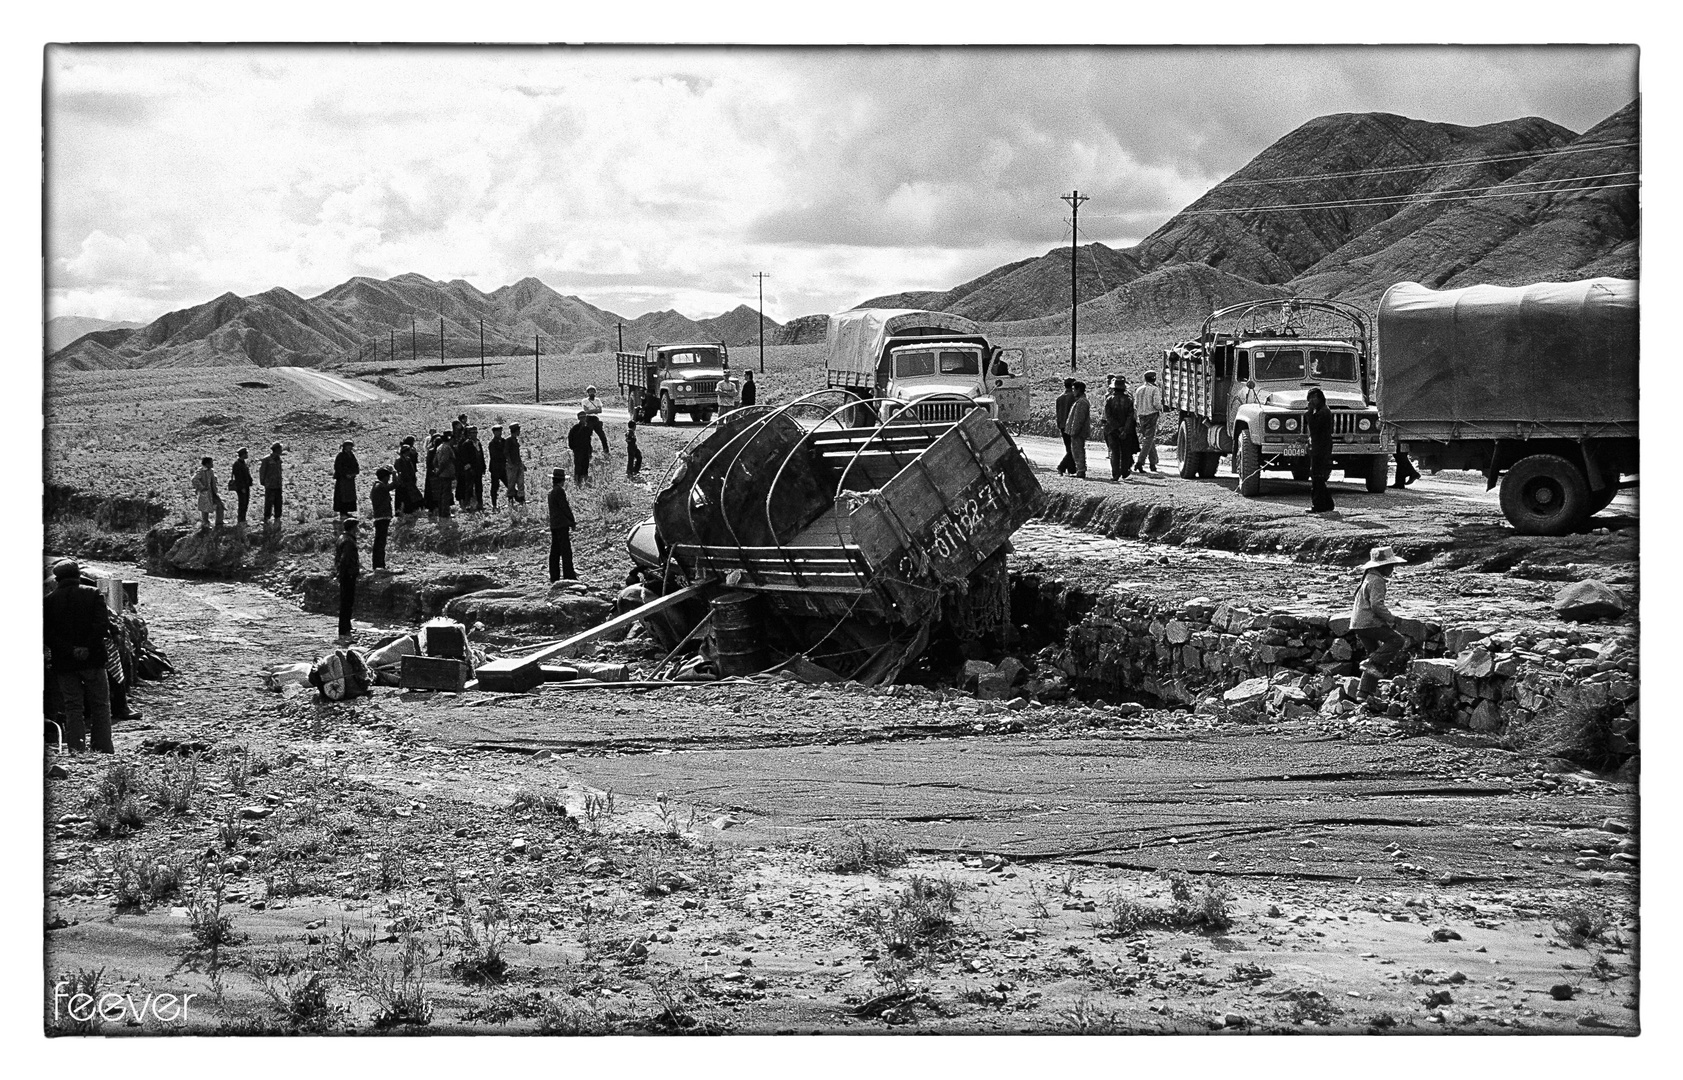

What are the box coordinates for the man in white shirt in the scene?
[1132,370,1162,473]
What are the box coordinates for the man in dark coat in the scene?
[741,369,757,407]
[258,442,284,528]
[1102,377,1138,482]
[547,468,577,582]
[1054,379,1077,475]
[625,420,643,477]
[505,423,527,503]
[460,427,486,511]
[487,425,507,510]
[44,559,114,753]
[1306,387,1336,514]
[370,466,393,570]
[1064,381,1092,479]
[567,412,596,486]
[336,518,360,639]
[333,441,359,518]
[395,436,422,514]
[230,447,254,525]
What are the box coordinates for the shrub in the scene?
[821,826,908,875]
[1502,698,1624,772]
[108,845,188,909]
[450,908,512,986]
[1098,872,1232,936]
[854,875,964,968]
[362,935,433,1029]
[1554,902,1612,946]
[154,756,201,815]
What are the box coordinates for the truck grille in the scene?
[898,399,976,424]
[687,380,719,395]
[1331,411,1375,436]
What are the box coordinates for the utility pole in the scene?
[616,323,624,353]
[389,329,395,363]
[479,319,485,380]
[439,316,444,365]
[534,333,541,403]
[1060,190,1089,373]
[410,315,416,364]
[754,271,769,374]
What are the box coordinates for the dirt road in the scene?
[272,366,397,403]
[43,566,1638,1034]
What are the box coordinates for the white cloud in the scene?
[44,45,1637,326]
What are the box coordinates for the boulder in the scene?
[1410,658,1457,686]
[1469,700,1503,733]
[1223,676,1270,705]
[962,659,997,688]
[995,656,1027,686]
[974,672,1013,699]
[162,529,249,575]
[1453,647,1495,679]
[1554,580,1626,622]
[1164,620,1192,645]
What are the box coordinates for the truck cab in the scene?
[825,309,1028,426]
[1162,299,1390,496]
[616,342,736,424]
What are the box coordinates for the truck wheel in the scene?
[1364,455,1389,493]
[1499,454,1588,535]
[1236,429,1262,497]
[1176,419,1199,479]
[1197,453,1219,479]
[660,393,676,425]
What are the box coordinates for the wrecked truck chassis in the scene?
[636,390,1046,681]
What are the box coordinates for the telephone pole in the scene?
[534,334,541,403]
[617,323,624,353]
[754,271,769,374]
[410,315,416,363]
[479,319,485,380]
[1060,190,1089,373]
[389,329,395,363]
[439,316,444,364]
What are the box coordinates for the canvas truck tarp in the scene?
[1376,279,1637,429]
[825,308,984,379]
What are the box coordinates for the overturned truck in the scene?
[629,391,1047,683]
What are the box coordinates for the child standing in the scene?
[625,420,643,477]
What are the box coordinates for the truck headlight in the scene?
[1266,417,1281,432]
[1283,417,1299,432]
[1358,417,1373,431]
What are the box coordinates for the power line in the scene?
[1172,178,1637,218]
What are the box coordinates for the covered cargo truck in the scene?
[616,341,737,425]
[1376,278,1638,535]
[824,308,1029,426]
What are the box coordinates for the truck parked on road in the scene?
[824,308,1029,426]
[616,341,737,424]
[1161,297,1391,495]
[1376,278,1637,536]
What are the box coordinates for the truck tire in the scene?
[1499,454,1588,536]
[1236,429,1262,497]
[1177,419,1199,479]
[1364,455,1389,493]
[660,393,676,425]
[1197,452,1219,479]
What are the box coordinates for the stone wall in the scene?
[1008,570,1638,760]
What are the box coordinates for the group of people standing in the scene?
[191,443,288,532]
[1054,371,1164,482]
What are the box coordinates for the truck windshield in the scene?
[1252,349,1302,381]
[664,349,722,367]
[1308,350,1358,381]
[895,348,982,378]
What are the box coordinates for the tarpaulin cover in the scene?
[1376,278,1637,426]
[825,308,983,378]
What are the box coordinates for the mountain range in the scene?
[49,99,1636,369]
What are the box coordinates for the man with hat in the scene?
[336,518,361,640]
[230,447,254,525]
[487,425,508,510]
[192,456,225,532]
[395,435,422,514]
[1350,546,1408,673]
[459,426,486,512]
[505,423,527,503]
[259,442,285,528]
[568,410,597,486]
[370,466,394,570]
[432,432,456,519]
[1132,370,1162,474]
[1063,381,1092,480]
[333,440,360,519]
[44,559,114,753]
[1054,378,1077,475]
[547,468,577,582]
[1102,375,1137,482]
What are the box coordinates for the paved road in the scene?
[272,366,397,403]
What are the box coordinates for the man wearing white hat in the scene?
[1350,546,1407,672]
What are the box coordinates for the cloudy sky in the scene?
[45,45,1637,325]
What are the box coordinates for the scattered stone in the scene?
[1553,580,1625,622]
[1549,983,1576,1001]
[1223,677,1270,705]
[237,806,273,820]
